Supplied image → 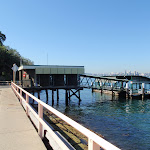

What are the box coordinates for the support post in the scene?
[57,89,59,103]
[91,82,93,88]
[65,90,68,106]
[121,82,123,88]
[88,138,100,150]
[126,82,129,99]
[100,82,103,94]
[78,90,81,102]
[111,83,114,100]
[46,89,48,104]
[35,74,37,87]
[52,90,54,106]
[13,71,15,83]
[142,83,145,100]
[26,94,29,116]
[130,81,133,98]
[17,87,19,98]
[69,90,71,101]
[38,102,43,138]
[20,89,22,104]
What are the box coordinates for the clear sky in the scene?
[1,0,150,74]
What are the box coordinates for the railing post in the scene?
[15,86,17,95]
[126,82,129,99]
[20,89,22,104]
[26,94,29,116]
[88,138,100,150]
[38,102,43,138]
[16,87,19,98]
[142,83,145,100]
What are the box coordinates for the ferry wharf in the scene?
[0,82,121,150]
[0,85,46,150]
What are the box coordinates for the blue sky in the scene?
[1,0,150,74]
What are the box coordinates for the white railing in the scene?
[11,82,121,150]
[0,81,11,85]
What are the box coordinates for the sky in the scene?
[1,0,150,74]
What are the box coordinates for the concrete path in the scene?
[0,85,46,150]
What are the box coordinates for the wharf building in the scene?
[18,65,85,105]
[18,65,84,88]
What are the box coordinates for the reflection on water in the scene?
[34,89,150,150]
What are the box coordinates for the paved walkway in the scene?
[0,85,46,150]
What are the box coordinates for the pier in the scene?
[13,64,150,103]
[80,74,150,99]
[80,74,128,98]
[0,82,121,150]
[3,64,149,149]
[18,65,84,105]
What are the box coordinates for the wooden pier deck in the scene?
[0,85,46,150]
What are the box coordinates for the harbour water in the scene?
[33,89,150,150]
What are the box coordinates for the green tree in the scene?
[0,46,34,80]
[0,31,34,80]
[0,31,6,46]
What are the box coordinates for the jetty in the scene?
[6,64,149,149]
[16,65,150,101]
[80,74,150,99]
[0,81,121,150]
[18,65,84,105]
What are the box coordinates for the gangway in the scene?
[80,74,129,90]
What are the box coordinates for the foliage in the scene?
[0,31,6,46]
[0,31,34,80]
[0,45,34,80]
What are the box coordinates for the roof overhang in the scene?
[18,65,84,75]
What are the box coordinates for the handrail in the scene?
[11,82,121,150]
[0,81,11,85]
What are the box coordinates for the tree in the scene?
[0,31,34,80]
[0,31,6,46]
[0,46,34,80]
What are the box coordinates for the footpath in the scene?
[0,85,46,150]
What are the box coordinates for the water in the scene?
[33,89,150,150]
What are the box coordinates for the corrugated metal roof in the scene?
[18,65,84,75]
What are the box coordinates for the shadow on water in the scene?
[31,89,150,150]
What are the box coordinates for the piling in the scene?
[45,89,48,104]
[65,90,68,106]
[142,83,145,100]
[126,82,129,99]
[78,90,81,102]
[52,90,54,106]
[69,90,71,101]
[57,89,59,103]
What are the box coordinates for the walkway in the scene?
[0,85,46,150]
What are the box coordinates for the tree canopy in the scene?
[0,31,6,46]
[0,31,34,80]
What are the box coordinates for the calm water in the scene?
[33,89,150,150]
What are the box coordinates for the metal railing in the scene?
[11,82,120,150]
[0,81,11,85]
